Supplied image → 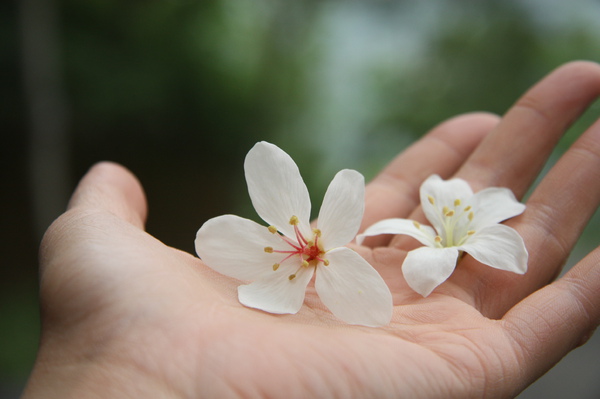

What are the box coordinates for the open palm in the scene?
[24,62,600,399]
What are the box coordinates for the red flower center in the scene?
[264,215,329,280]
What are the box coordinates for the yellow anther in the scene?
[307,240,315,247]
[268,225,278,234]
[289,215,299,225]
[435,236,442,243]
[323,259,330,266]
[301,260,309,267]
[454,199,461,207]
[442,206,449,214]
[313,228,322,237]
[445,210,455,217]
[428,195,435,205]
[467,230,476,236]
[288,274,296,280]
[464,206,472,212]
[413,221,421,229]
[468,211,474,221]
[264,247,273,253]
[272,263,280,271]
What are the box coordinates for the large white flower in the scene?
[358,174,528,297]
[195,141,392,327]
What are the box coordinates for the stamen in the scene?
[413,221,421,229]
[290,218,308,246]
[264,247,273,253]
[268,225,278,234]
[272,249,297,254]
[428,195,435,205]
[322,259,330,266]
[442,206,449,214]
[289,261,310,281]
[445,210,455,217]
[468,211,474,221]
[456,230,476,246]
[464,206,472,212]
[454,199,461,207]
[280,234,301,250]
[272,263,280,271]
[276,252,301,264]
[435,236,442,243]
[313,228,322,237]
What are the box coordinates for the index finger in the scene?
[456,61,600,195]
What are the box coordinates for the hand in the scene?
[23,61,600,398]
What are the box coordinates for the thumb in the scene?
[68,162,147,229]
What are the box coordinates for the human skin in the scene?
[22,61,600,398]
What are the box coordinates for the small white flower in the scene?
[195,141,392,327]
[358,174,528,297]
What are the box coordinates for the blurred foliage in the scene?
[2,0,599,392]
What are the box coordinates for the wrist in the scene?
[22,337,181,399]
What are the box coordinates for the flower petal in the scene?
[317,169,365,249]
[458,224,528,274]
[356,218,437,247]
[314,248,392,327]
[470,187,526,229]
[402,246,459,297]
[420,175,473,233]
[195,215,285,281]
[244,141,312,239]
[238,261,315,314]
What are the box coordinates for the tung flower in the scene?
[195,142,392,327]
[358,174,528,297]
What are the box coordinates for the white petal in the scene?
[314,248,392,327]
[238,261,315,314]
[244,142,312,239]
[420,175,473,233]
[317,169,365,249]
[356,218,437,247]
[195,215,285,281]
[402,247,459,297]
[458,224,528,274]
[470,187,525,229]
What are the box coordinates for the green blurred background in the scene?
[1,0,599,397]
